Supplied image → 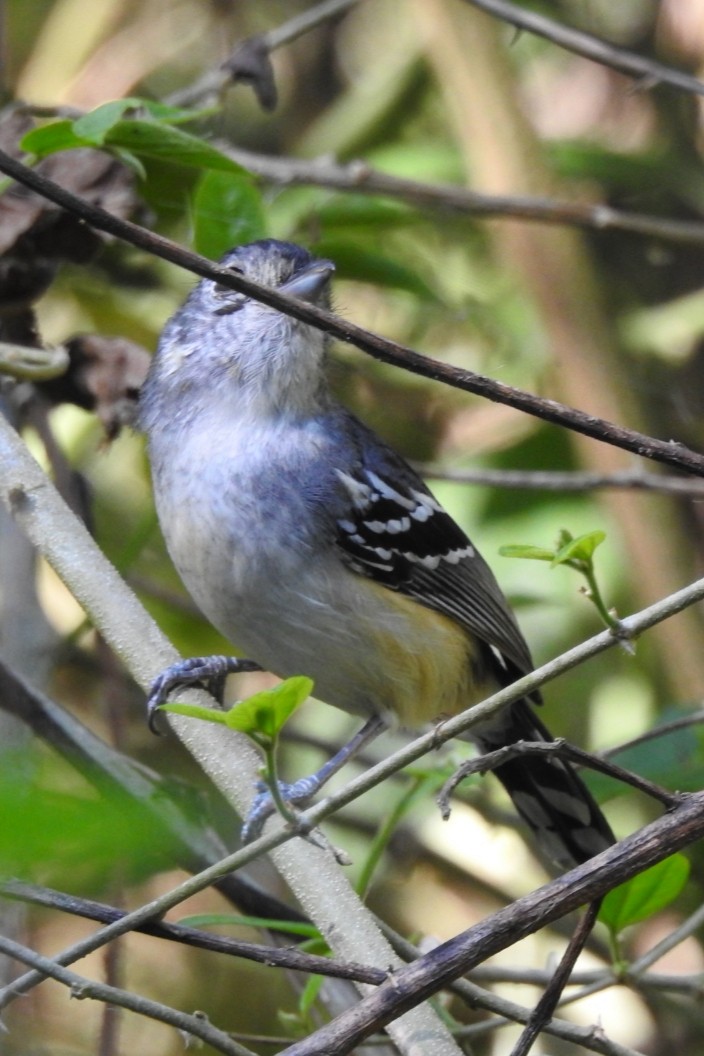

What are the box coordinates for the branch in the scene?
[417,465,704,497]
[603,707,704,759]
[225,145,704,246]
[278,791,704,1056]
[0,879,385,986]
[462,0,704,98]
[168,0,358,108]
[628,902,704,977]
[0,935,254,1056]
[0,149,702,478]
[437,739,681,818]
[380,925,633,1056]
[509,900,601,1056]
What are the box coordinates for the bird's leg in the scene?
[146,655,263,733]
[242,713,387,843]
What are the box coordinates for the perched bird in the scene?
[139,238,614,868]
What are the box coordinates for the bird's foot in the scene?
[241,773,323,844]
[146,655,262,733]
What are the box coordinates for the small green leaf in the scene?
[223,676,313,740]
[499,544,556,562]
[599,854,690,934]
[21,120,89,156]
[193,169,267,259]
[159,676,312,743]
[73,100,142,144]
[104,120,247,173]
[552,530,605,567]
[159,701,229,725]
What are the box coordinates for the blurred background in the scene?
[2,0,704,1053]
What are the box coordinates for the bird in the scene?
[139,238,614,868]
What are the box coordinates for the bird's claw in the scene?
[241,775,321,844]
[146,655,262,734]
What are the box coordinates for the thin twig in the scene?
[438,738,681,819]
[510,900,601,1056]
[603,708,704,759]
[628,902,704,976]
[417,465,704,497]
[0,879,386,985]
[224,145,704,246]
[462,0,704,97]
[168,0,358,107]
[0,149,702,478]
[263,0,358,50]
[0,935,253,1056]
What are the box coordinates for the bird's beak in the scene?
[281,259,335,304]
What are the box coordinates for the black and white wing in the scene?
[333,415,533,680]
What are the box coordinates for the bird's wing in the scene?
[331,414,534,680]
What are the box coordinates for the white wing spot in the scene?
[364,470,416,510]
[337,470,372,510]
[411,505,432,523]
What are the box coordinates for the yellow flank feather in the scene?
[359,579,495,729]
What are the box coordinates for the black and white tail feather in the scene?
[335,415,615,869]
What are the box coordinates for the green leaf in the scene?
[104,119,246,173]
[599,854,690,934]
[159,701,229,726]
[22,96,218,159]
[21,120,89,156]
[552,530,605,567]
[498,544,556,562]
[73,100,142,144]
[223,676,313,740]
[193,169,267,259]
[110,147,147,179]
[0,754,178,888]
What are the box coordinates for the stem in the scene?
[578,562,621,632]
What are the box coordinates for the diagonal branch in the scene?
[0,879,385,985]
[168,0,359,108]
[509,900,601,1056]
[0,148,702,476]
[0,935,254,1056]
[462,0,704,97]
[278,790,704,1056]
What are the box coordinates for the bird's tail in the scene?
[474,701,614,869]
